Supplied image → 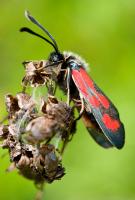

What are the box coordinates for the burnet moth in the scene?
[20,11,125,149]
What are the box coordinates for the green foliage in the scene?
[0,0,134,199]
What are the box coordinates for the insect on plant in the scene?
[21,11,125,150]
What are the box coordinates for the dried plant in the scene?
[0,58,76,194]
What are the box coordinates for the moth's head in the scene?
[48,51,64,63]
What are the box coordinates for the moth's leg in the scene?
[66,67,71,106]
[75,93,85,120]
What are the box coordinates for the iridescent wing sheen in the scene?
[71,67,125,149]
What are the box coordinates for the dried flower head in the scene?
[22,60,62,87]
[0,90,76,185]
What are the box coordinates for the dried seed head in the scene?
[1,90,75,184]
[26,95,75,143]
[15,143,65,183]
[22,61,51,87]
[22,60,62,87]
[26,116,56,141]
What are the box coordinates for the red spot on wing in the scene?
[79,68,95,89]
[89,96,100,107]
[102,114,120,131]
[98,94,110,109]
[72,69,89,97]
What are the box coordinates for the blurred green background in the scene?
[0,0,135,200]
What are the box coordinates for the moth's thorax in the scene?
[63,51,89,70]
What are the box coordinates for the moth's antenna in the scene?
[20,27,58,52]
[25,10,59,53]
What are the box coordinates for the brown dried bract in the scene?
[22,60,61,87]
[5,93,36,123]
